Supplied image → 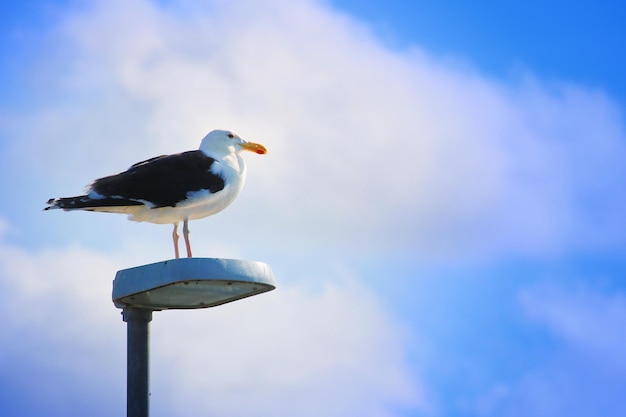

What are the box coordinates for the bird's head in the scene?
[200,130,267,156]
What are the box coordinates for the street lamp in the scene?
[112,258,276,417]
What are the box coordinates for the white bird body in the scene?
[92,152,248,224]
[45,129,267,258]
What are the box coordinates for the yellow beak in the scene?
[240,141,268,155]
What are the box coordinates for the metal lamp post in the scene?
[112,258,276,417]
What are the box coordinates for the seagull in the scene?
[45,129,267,258]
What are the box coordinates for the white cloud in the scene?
[0,221,424,416]
[520,282,626,369]
[0,229,126,415]
[465,282,626,417]
[3,0,625,261]
[447,282,626,417]
[150,279,426,417]
[2,1,626,416]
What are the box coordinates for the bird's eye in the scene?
[227,133,234,138]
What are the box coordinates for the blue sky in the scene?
[332,0,626,104]
[1,1,625,417]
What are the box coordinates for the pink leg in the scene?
[183,218,193,258]
[172,223,180,259]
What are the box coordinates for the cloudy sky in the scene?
[1,1,625,416]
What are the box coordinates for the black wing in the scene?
[91,151,226,208]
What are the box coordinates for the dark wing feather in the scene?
[44,196,143,210]
[91,151,226,208]
[128,155,167,169]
